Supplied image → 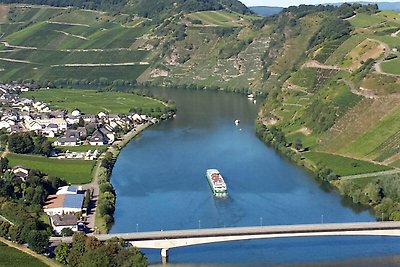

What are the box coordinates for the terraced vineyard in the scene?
[0,5,154,84]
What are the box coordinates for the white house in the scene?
[97,112,107,119]
[89,129,106,146]
[12,165,30,181]
[71,109,81,117]
[50,214,83,234]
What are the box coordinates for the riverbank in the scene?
[93,121,158,234]
[255,120,400,221]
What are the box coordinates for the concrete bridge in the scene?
[50,221,400,263]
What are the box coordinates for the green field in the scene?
[7,153,95,184]
[0,241,48,267]
[187,10,258,27]
[381,58,400,75]
[303,152,392,176]
[349,13,386,28]
[21,89,166,114]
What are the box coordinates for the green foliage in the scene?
[8,133,34,154]
[308,17,351,49]
[61,227,74,237]
[61,233,148,266]
[7,133,53,156]
[55,242,70,265]
[27,230,50,254]
[304,100,336,133]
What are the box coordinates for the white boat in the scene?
[206,169,228,198]
[234,119,240,125]
[247,94,254,99]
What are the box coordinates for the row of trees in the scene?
[55,232,147,266]
[98,152,116,228]
[338,175,400,220]
[8,133,53,156]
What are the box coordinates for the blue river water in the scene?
[110,88,400,266]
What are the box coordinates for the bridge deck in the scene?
[50,221,400,243]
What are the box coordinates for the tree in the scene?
[61,227,74,237]
[294,138,303,151]
[8,133,34,154]
[27,230,49,254]
[55,242,70,265]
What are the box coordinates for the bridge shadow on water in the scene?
[143,236,400,266]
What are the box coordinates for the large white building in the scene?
[43,194,84,216]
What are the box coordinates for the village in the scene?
[0,83,164,236]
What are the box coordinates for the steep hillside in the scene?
[255,3,400,220]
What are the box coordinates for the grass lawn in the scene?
[349,13,386,28]
[21,89,166,114]
[303,152,392,176]
[381,58,400,75]
[0,241,48,267]
[7,153,95,184]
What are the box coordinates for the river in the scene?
[110,88,400,266]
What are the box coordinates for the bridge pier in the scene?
[161,248,169,264]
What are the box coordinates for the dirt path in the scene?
[342,79,376,99]
[46,21,90,27]
[302,60,347,71]
[54,30,87,40]
[391,29,400,37]
[372,39,400,77]
[1,41,37,50]
[0,57,32,64]
[51,62,149,67]
[0,237,62,267]
[340,169,400,180]
[382,152,400,165]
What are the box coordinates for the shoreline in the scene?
[93,121,155,233]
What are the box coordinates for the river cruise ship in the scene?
[206,169,228,198]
